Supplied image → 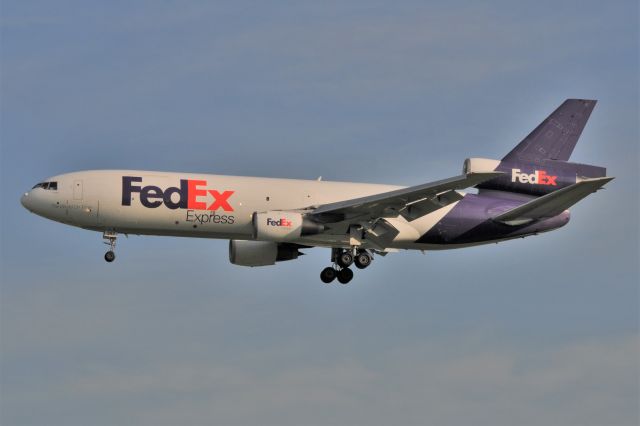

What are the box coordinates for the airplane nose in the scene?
[21,191,32,211]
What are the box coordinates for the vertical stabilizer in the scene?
[502,99,596,165]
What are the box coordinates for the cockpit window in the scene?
[32,181,58,190]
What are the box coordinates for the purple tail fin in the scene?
[476,99,606,196]
[502,99,596,165]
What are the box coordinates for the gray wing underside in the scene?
[493,176,614,225]
[309,172,503,223]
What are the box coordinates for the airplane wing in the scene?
[493,176,614,226]
[309,172,503,223]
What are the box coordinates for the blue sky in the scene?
[1,1,638,425]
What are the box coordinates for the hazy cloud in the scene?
[4,333,637,426]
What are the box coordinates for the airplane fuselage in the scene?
[21,169,568,250]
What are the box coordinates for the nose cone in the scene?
[20,191,33,211]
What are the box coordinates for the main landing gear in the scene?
[103,231,117,263]
[320,248,372,284]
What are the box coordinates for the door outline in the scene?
[73,180,83,200]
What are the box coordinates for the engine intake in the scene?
[463,157,501,174]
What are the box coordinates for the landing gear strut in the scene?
[103,231,117,263]
[320,248,373,284]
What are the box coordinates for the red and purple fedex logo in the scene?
[266,217,292,227]
[121,176,234,211]
[511,169,557,186]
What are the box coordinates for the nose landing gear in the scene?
[320,248,372,284]
[103,231,117,263]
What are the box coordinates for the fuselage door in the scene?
[67,179,98,227]
[73,180,83,200]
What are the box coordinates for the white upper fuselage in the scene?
[21,170,454,249]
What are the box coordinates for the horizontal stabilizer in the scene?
[493,176,613,225]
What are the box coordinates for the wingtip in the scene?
[577,176,614,184]
[566,98,597,104]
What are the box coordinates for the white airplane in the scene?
[21,100,612,283]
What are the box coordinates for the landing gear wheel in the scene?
[320,267,337,283]
[355,252,372,269]
[337,251,354,268]
[103,231,117,263]
[337,267,354,284]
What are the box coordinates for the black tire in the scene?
[104,251,116,263]
[354,252,372,269]
[320,267,337,283]
[337,252,354,268]
[337,267,354,284]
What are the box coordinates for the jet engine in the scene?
[462,157,501,174]
[252,211,324,241]
[228,240,302,267]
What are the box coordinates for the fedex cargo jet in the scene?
[21,99,612,284]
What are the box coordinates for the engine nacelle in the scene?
[228,240,301,267]
[463,157,501,174]
[252,211,324,242]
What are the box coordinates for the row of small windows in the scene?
[32,181,58,190]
